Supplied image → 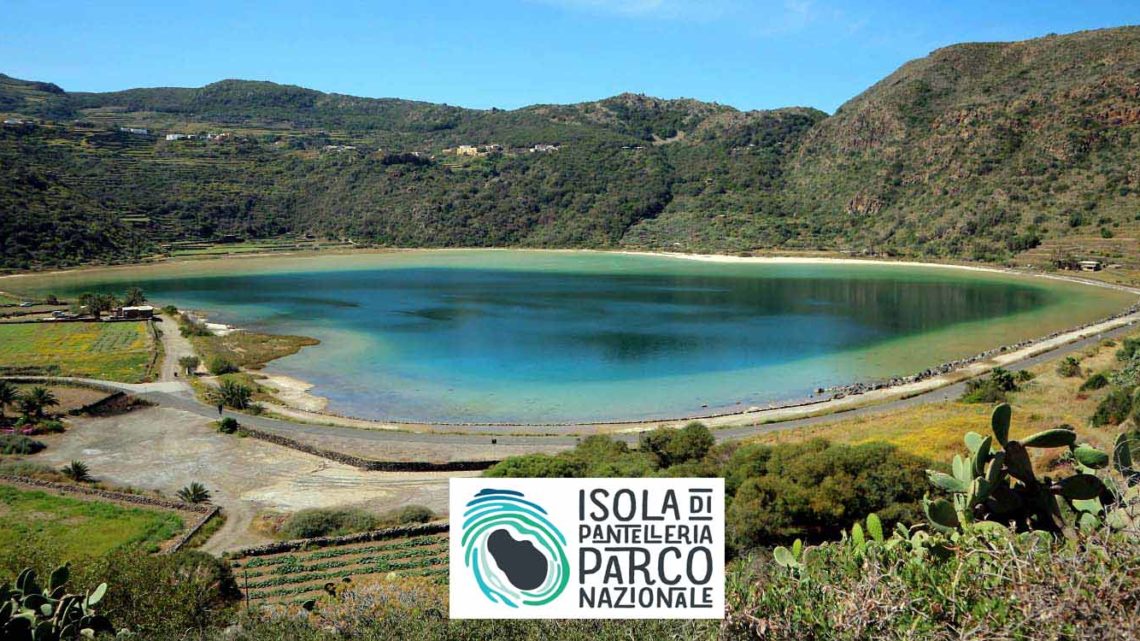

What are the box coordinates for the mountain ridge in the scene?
[2,25,1138,269]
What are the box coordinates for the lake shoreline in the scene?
[6,248,1138,430]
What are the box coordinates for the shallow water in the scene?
[15,251,1135,422]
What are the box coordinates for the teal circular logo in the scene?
[461,488,569,608]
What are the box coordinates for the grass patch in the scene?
[749,334,1129,462]
[189,328,318,370]
[0,322,154,382]
[0,485,184,556]
[184,512,227,550]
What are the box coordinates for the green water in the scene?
[13,251,1134,423]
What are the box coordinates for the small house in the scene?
[117,305,155,320]
[1078,260,1103,272]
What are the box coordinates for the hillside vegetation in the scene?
[2,26,1140,269]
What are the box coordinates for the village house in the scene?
[1079,260,1103,272]
[455,145,479,156]
[115,305,155,320]
[532,143,560,153]
[119,127,149,135]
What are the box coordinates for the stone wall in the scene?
[237,425,496,472]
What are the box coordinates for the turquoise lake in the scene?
[24,251,1135,423]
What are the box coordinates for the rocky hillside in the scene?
[783,26,1140,261]
[1,26,1138,269]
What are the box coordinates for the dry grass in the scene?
[749,336,1131,463]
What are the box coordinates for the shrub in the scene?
[1056,356,1081,377]
[61,460,92,482]
[729,529,1140,641]
[962,368,1019,402]
[1092,388,1134,427]
[278,508,382,539]
[1117,337,1140,361]
[217,417,239,434]
[389,505,435,525]
[0,434,45,455]
[206,356,239,376]
[1081,372,1110,391]
[34,419,65,434]
[724,439,927,551]
[638,422,715,467]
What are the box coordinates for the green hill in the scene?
[2,25,1139,269]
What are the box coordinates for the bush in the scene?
[33,419,65,434]
[961,367,1019,403]
[485,434,656,478]
[389,505,435,525]
[61,460,92,482]
[1081,372,1110,391]
[278,508,383,539]
[1056,356,1082,377]
[1091,387,1133,427]
[1118,337,1140,361]
[727,529,1140,641]
[0,434,45,455]
[724,439,928,551]
[638,422,715,467]
[206,356,239,376]
[0,540,241,640]
[217,417,239,434]
[277,505,437,539]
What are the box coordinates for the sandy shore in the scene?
[260,374,329,413]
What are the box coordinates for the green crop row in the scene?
[237,535,447,568]
[248,566,448,601]
[261,545,447,578]
[245,557,446,589]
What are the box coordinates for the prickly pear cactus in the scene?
[923,403,1139,537]
[1,565,122,640]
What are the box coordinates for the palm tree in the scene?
[212,380,252,410]
[61,460,92,483]
[0,381,17,421]
[177,482,212,504]
[19,386,59,420]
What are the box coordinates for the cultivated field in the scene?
[0,322,154,382]
[0,484,184,557]
[230,532,449,605]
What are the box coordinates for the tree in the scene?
[206,356,238,376]
[61,460,92,482]
[178,355,201,376]
[177,482,212,504]
[77,292,119,319]
[18,386,58,420]
[0,381,16,420]
[123,286,146,306]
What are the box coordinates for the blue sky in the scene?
[2,1,1138,113]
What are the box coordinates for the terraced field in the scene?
[230,532,449,605]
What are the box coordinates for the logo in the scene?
[451,478,724,619]
[460,488,569,608]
